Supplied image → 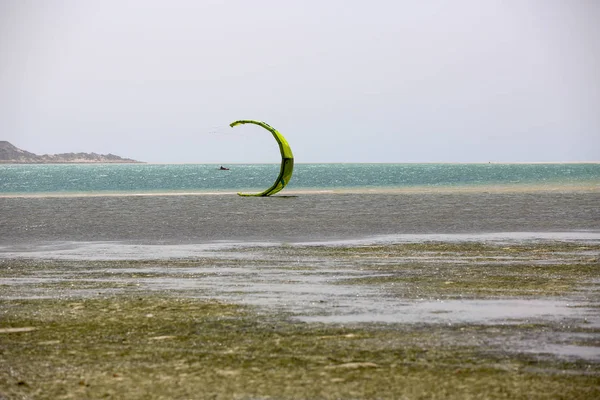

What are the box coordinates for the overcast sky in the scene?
[1,0,599,163]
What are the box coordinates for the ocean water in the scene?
[0,163,599,247]
[1,163,599,195]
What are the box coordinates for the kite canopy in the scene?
[230,120,294,197]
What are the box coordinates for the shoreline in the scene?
[1,182,599,198]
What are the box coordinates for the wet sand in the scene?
[0,181,598,198]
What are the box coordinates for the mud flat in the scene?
[1,240,600,399]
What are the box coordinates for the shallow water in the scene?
[3,231,600,260]
[1,191,599,245]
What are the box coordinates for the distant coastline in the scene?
[0,141,142,164]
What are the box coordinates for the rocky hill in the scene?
[0,141,142,164]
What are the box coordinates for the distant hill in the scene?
[0,141,142,164]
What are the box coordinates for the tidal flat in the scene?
[1,241,600,399]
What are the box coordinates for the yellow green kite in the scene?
[230,120,294,197]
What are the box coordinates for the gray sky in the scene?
[1,0,599,163]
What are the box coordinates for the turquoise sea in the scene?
[1,163,599,195]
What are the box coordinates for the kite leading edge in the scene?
[229,120,294,197]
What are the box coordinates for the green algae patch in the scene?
[306,241,600,260]
[339,262,597,298]
[1,295,600,400]
[325,242,600,299]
